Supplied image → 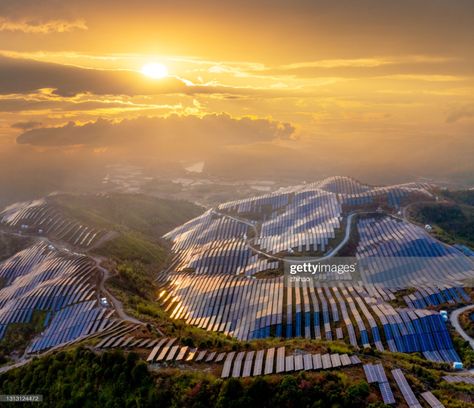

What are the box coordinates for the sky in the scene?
[0,0,473,188]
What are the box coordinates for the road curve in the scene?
[213,209,357,263]
[450,304,474,350]
[93,256,145,326]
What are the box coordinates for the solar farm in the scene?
[0,241,119,353]
[0,178,472,406]
[0,198,106,248]
[159,176,473,363]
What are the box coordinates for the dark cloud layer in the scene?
[11,120,42,130]
[0,56,293,98]
[0,56,190,97]
[16,114,295,161]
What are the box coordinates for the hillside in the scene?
[408,190,474,248]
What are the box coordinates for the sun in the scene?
[141,62,168,79]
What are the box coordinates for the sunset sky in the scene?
[0,0,473,185]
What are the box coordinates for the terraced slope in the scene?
[0,242,118,353]
[0,199,106,248]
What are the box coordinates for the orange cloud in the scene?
[0,18,87,34]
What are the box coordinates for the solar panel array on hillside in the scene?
[0,242,117,352]
[0,199,105,248]
[164,210,278,275]
[363,363,396,405]
[160,176,469,362]
[392,368,423,408]
[357,216,473,287]
[160,274,461,360]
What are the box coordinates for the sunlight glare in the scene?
[141,62,168,79]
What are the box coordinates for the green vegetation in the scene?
[409,190,474,248]
[0,348,158,407]
[441,190,474,207]
[0,231,33,262]
[459,310,474,338]
[96,231,168,266]
[52,193,202,238]
[0,310,47,364]
[452,335,474,369]
[0,347,379,408]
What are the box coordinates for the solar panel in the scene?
[195,350,207,362]
[392,369,422,408]
[185,348,198,361]
[242,351,255,378]
[322,353,332,369]
[421,391,445,408]
[363,364,377,383]
[253,350,264,376]
[294,355,304,371]
[231,352,245,378]
[312,354,322,369]
[175,346,189,361]
[221,352,236,378]
[276,347,285,373]
[330,354,341,368]
[166,345,179,361]
[303,354,313,370]
[340,354,351,366]
[285,355,294,372]
[378,381,396,405]
[264,348,275,375]
[205,351,216,362]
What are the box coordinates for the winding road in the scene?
[212,209,357,263]
[450,304,474,350]
[92,255,145,326]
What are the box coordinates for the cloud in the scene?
[0,55,190,97]
[0,55,294,98]
[446,106,474,123]
[16,114,295,161]
[0,17,87,33]
[11,120,42,130]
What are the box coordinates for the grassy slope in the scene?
[0,346,379,408]
[408,190,474,248]
[1,345,473,408]
[51,193,202,238]
[0,231,34,263]
[0,310,47,365]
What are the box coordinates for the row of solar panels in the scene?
[146,338,226,364]
[217,190,291,214]
[96,334,160,350]
[341,185,429,208]
[27,300,116,353]
[221,347,361,378]
[363,363,396,404]
[0,242,119,353]
[164,212,277,275]
[364,364,446,407]
[442,375,474,385]
[232,189,342,255]
[160,273,461,361]
[216,177,431,215]
[145,340,363,378]
[0,243,98,337]
[357,216,474,287]
[0,199,104,248]
[404,286,470,308]
[161,273,283,340]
